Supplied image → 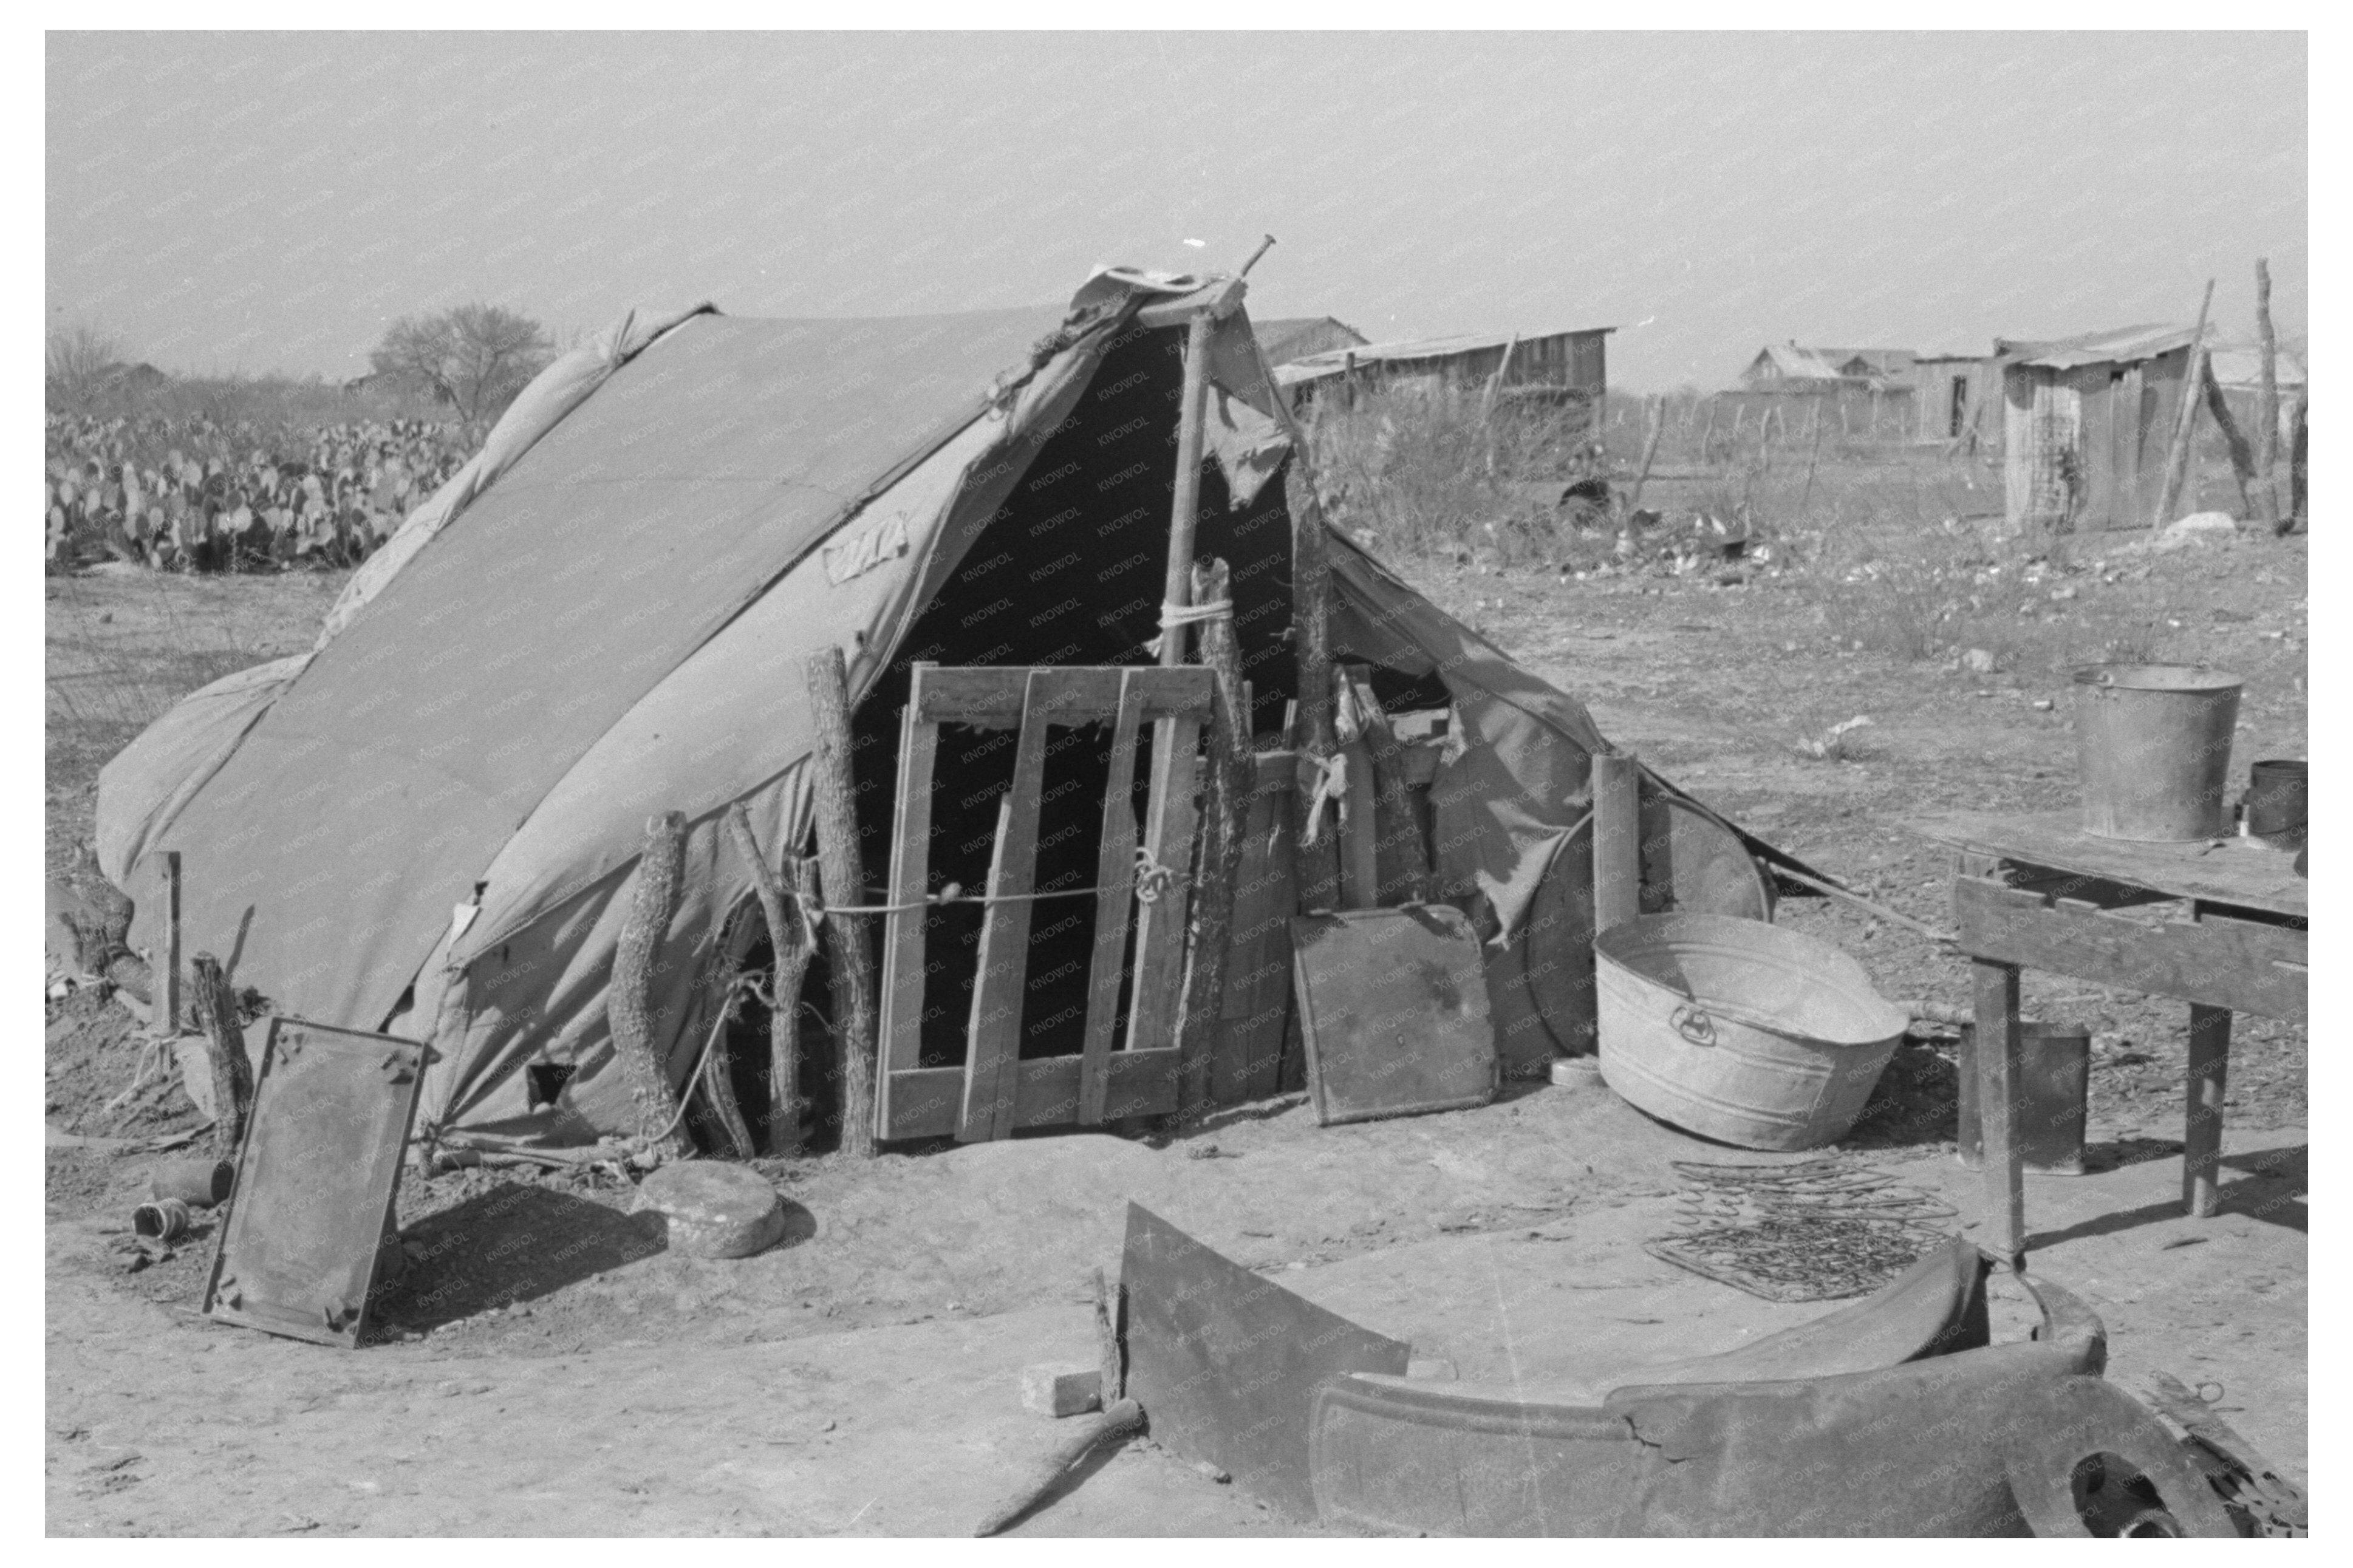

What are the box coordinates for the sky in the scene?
[46,30,2307,391]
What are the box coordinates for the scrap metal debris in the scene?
[1647,1156,1956,1302]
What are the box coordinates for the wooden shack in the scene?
[1253,315,1370,367]
[1276,326,1613,418]
[1907,348,2001,445]
[1998,324,2195,533]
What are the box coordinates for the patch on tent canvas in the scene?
[822,510,912,584]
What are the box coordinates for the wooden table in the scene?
[1908,810,2307,1270]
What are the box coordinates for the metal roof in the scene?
[1996,324,2196,369]
[1275,326,1614,384]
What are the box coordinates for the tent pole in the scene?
[1175,558,1248,1116]
[1159,311,1215,667]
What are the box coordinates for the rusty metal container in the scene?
[2071,664,2242,840]
[1956,1020,2091,1176]
[2244,758,2307,845]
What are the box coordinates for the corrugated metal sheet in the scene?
[1998,324,2195,370]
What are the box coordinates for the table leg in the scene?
[2184,1004,2231,1217]
[1972,958,2026,1271]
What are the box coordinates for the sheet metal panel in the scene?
[202,1018,431,1348]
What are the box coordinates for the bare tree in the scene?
[368,303,555,428]
[46,321,123,411]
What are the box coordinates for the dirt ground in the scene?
[43,493,2306,1536]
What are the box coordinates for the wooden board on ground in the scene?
[1291,904,1498,1127]
[202,1017,431,1349]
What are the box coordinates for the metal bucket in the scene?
[1593,913,1910,1152]
[2072,664,2242,841]
[2244,758,2307,845]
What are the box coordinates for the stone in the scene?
[2167,510,2241,536]
[632,1162,787,1259]
[1961,647,1998,673]
[1020,1362,1102,1417]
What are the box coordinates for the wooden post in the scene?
[2199,359,2259,519]
[805,646,878,1157]
[725,802,810,1156]
[2184,1004,2230,1218]
[2153,278,2216,528]
[1798,398,1825,519]
[1972,958,2027,1272]
[1159,312,1216,669]
[1624,396,1665,518]
[2255,257,2281,523]
[1591,752,1641,933]
[189,952,251,1160]
[152,850,180,1036]
[1699,397,1717,463]
[1175,559,1248,1116]
[2286,392,2307,533]
[1274,392,1342,924]
[1478,333,1518,423]
[612,811,694,1158]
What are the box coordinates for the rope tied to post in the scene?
[1142,596,1232,657]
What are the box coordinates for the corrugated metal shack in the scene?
[1998,324,2194,533]
[1253,316,1370,367]
[1275,326,1613,420]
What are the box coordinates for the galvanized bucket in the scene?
[1593,913,1909,1152]
[2072,664,2242,841]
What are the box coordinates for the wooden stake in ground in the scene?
[725,803,813,1156]
[1624,395,1665,519]
[2199,357,2259,519]
[612,811,694,1158]
[1798,399,1825,519]
[2254,257,2283,528]
[2152,279,2216,529]
[188,952,251,1160]
[1173,559,1249,1117]
[152,850,181,1037]
[805,646,878,1157]
[2286,392,2307,533]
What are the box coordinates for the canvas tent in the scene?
[98,267,1798,1153]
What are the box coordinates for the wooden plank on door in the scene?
[886,1048,1180,1139]
[875,689,941,1140]
[1124,715,1203,1057]
[958,670,1056,1141]
[1076,670,1147,1125]
[914,666,1211,729]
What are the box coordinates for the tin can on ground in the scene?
[1956,1020,2091,1176]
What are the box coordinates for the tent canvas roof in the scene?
[97,270,1805,1147]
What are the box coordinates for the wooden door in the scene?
[873,664,1214,1142]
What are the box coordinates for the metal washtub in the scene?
[1593,913,1909,1151]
